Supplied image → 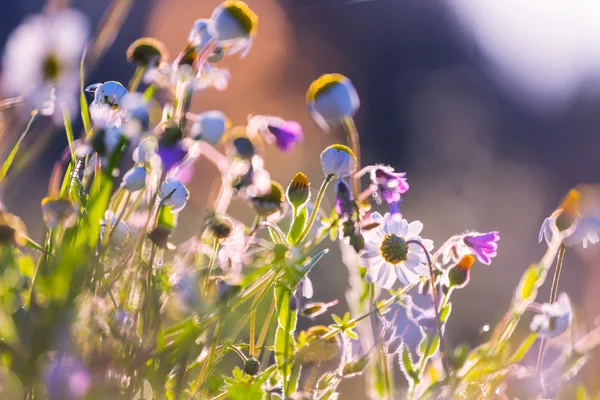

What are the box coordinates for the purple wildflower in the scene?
[267,120,303,152]
[463,231,499,265]
[247,115,303,152]
[370,166,409,205]
[157,142,187,172]
[335,179,354,218]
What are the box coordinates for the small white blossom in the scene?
[86,81,128,108]
[146,63,230,93]
[188,19,215,50]
[539,211,600,249]
[158,179,189,213]
[320,145,357,178]
[2,9,89,120]
[530,293,572,339]
[191,110,228,144]
[100,210,129,247]
[121,166,147,192]
[133,136,158,164]
[359,212,433,289]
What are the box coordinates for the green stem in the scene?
[128,65,146,92]
[282,302,294,397]
[341,116,361,196]
[409,337,433,400]
[204,239,220,293]
[298,174,334,244]
[536,244,566,376]
[406,239,450,376]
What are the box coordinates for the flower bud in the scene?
[297,326,341,364]
[251,181,284,217]
[300,300,338,320]
[121,166,147,192]
[306,73,359,130]
[243,358,260,376]
[41,197,78,229]
[447,255,475,289]
[320,144,357,178]
[126,37,168,67]
[86,81,128,109]
[335,179,354,218]
[0,210,27,247]
[556,188,580,232]
[286,172,310,210]
[211,1,257,57]
[208,215,233,240]
[158,179,189,213]
[147,226,176,250]
[191,111,228,144]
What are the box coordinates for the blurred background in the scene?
[2,0,600,397]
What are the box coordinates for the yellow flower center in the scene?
[380,234,409,264]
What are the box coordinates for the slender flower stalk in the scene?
[406,239,451,376]
[297,174,334,244]
[342,116,361,195]
[536,244,566,376]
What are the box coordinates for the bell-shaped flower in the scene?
[210,1,258,58]
[320,144,357,178]
[191,110,229,144]
[158,179,189,213]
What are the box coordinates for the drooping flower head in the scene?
[2,9,89,119]
[210,1,258,58]
[247,115,303,152]
[86,81,128,109]
[191,110,229,144]
[359,212,433,289]
[100,210,130,247]
[320,144,357,178]
[158,179,189,213]
[126,37,168,67]
[335,179,354,218]
[251,181,284,217]
[439,231,500,266]
[306,73,360,130]
[0,210,28,247]
[539,187,600,248]
[463,231,500,265]
[120,166,147,192]
[530,293,573,339]
[41,197,78,229]
[369,166,409,205]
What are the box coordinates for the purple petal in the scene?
[158,143,187,172]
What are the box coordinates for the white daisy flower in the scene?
[158,179,189,213]
[359,212,433,289]
[2,9,89,121]
[530,293,572,339]
[320,145,357,178]
[539,210,600,249]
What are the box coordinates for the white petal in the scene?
[406,221,423,238]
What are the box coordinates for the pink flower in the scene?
[463,231,499,265]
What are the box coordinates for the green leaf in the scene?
[399,344,420,384]
[576,384,590,400]
[274,325,295,381]
[284,249,328,288]
[0,113,37,183]
[440,303,452,324]
[79,47,92,137]
[144,84,156,101]
[61,103,76,162]
[274,283,297,331]
[418,334,440,361]
[516,264,542,304]
[287,206,307,245]
[157,205,178,230]
[508,333,537,364]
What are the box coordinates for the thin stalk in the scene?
[282,304,294,397]
[229,345,248,362]
[257,296,277,363]
[297,174,334,244]
[128,65,147,92]
[204,239,220,293]
[409,337,434,400]
[342,116,361,196]
[406,239,450,376]
[249,307,257,358]
[536,244,566,376]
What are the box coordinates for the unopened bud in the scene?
[286,172,310,209]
